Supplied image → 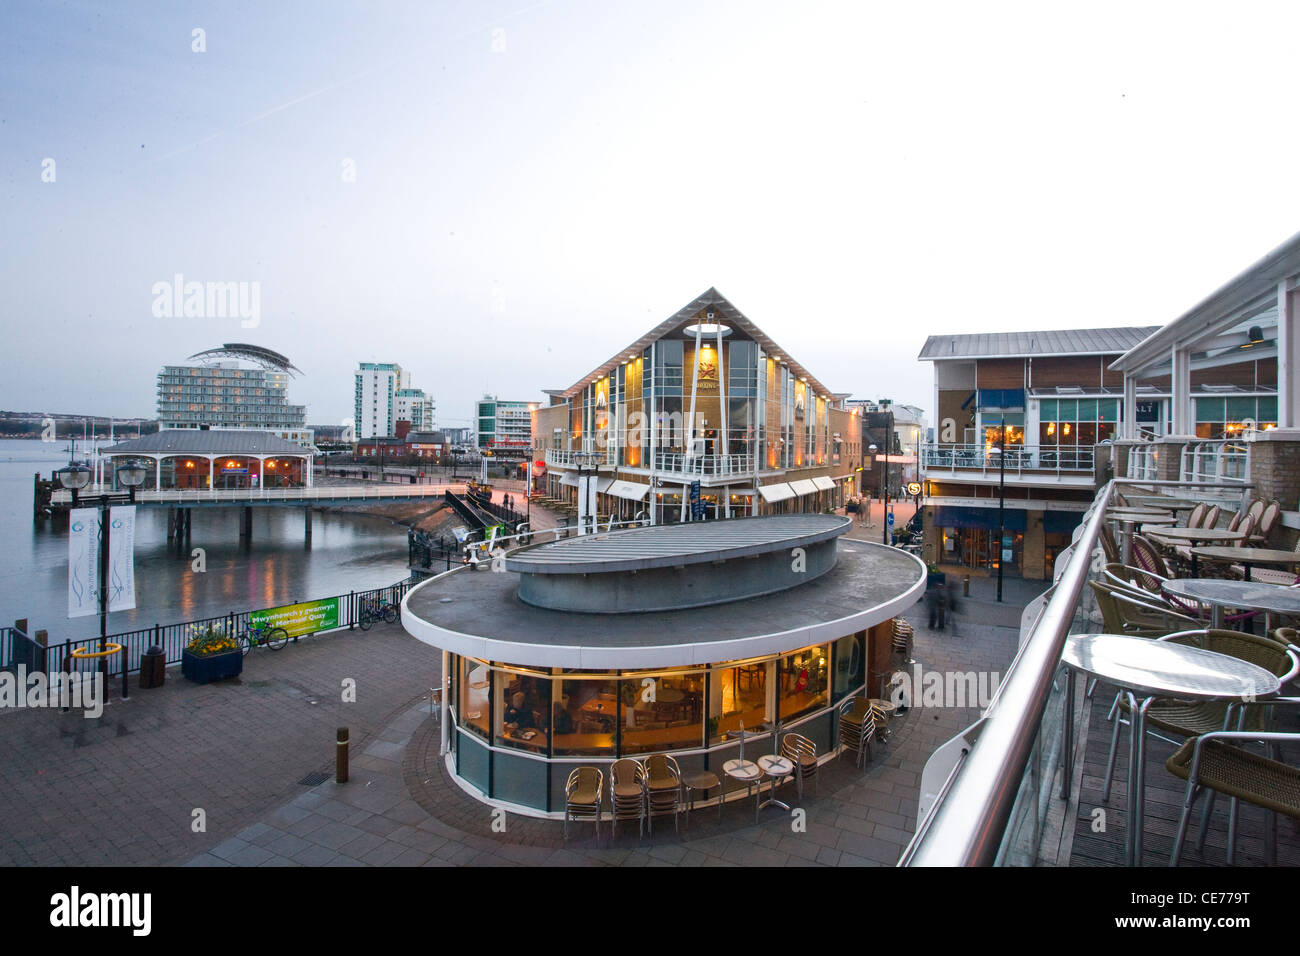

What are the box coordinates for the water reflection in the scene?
[0,440,410,640]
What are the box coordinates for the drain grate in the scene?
[298,771,329,786]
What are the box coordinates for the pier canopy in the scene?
[99,430,314,491]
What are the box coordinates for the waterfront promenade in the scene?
[0,550,1030,867]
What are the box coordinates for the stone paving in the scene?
[1,547,1034,867]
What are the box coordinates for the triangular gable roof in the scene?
[557,288,839,402]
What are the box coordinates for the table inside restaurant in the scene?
[1061,632,1279,865]
[1190,546,1300,583]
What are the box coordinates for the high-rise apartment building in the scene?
[475,396,534,457]
[396,388,436,430]
[354,363,408,439]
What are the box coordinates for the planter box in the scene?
[181,648,243,684]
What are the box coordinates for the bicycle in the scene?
[237,623,290,655]
[358,597,399,630]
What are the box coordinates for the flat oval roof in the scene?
[505,514,851,575]
[403,540,925,669]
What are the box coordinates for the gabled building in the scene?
[533,288,861,523]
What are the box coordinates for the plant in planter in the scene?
[181,622,243,684]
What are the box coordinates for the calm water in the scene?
[0,439,411,641]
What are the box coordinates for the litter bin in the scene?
[140,645,166,689]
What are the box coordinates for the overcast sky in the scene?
[5,0,1300,429]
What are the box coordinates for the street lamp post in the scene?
[574,450,599,535]
[866,445,877,528]
[882,410,893,546]
[991,418,1007,603]
[58,458,147,680]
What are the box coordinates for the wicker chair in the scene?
[642,754,682,834]
[1250,499,1282,546]
[1088,581,1198,638]
[1103,630,1298,802]
[609,757,646,839]
[564,766,603,840]
[1099,523,1122,566]
[1166,701,1300,866]
[1186,503,1207,530]
[838,696,876,769]
[779,732,819,799]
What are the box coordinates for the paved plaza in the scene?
[0,551,1031,867]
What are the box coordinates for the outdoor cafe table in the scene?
[756,754,795,813]
[1062,633,1279,865]
[1145,527,1247,576]
[1190,546,1300,583]
[1162,578,1300,630]
[1109,509,1177,565]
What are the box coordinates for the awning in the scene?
[560,473,612,492]
[607,479,650,501]
[812,476,837,492]
[932,505,1028,532]
[758,483,796,503]
[789,478,819,497]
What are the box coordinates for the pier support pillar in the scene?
[183,508,192,541]
[304,506,313,542]
[167,508,177,540]
[240,506,253,541]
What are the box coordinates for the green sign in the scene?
[250,597,340,639]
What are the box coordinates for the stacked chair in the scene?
[780,732,820,799]
[643,754,682,835]
[564,766,603,840]
[892,619,915,663]
[838,696,876,769]
[609,758,647,838]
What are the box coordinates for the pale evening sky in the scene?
[4,0,1300,429]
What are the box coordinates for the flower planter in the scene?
[182,648,243,684]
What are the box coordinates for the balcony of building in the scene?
[921,442,1098,486]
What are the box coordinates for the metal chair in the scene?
[642,754,682,835]
[892,619,915,663]
[838,696,876,769]
[780,732,819,799]
[609,757,646,839]
[564,766,603,841]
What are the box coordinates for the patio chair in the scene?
[1088,581,1198,638]
[1098,524,1122,566]
[609,757,647,839]
[1166,700,1300,866]
[1186,503,1207,530]
[642,754,682,834]
[1103,630,1298,802]
[780,732,819,799]
[564,766,603,841]
[837,696,876,770]
[1250,499,1282,546]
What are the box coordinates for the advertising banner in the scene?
[107,505,136,612]
[68,508,98,619]
[250,597,340,638]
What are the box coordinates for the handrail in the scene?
[899,480,1111,866]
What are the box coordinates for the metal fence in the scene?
[0,578,414,680]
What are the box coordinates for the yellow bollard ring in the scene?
[69,643,124,660]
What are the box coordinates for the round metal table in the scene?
[1062,632,1279,865]
[1162,578,1300,629]
[723,759,762,821]
[756,754,795,813]
[1190,546,1300,583]
[1110,510,1178,565]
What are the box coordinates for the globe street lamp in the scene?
[58,457,147,683]
[573,449,600,535]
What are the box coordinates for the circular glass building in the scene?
[401,514,924,816]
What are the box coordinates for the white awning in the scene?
[758,482,796,503]
[789,479,819,497]
[608,479,650,501]
[562,473,612,491]
[812,476,837,492]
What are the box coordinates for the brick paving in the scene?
[1,548,1032,867]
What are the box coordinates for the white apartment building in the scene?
[354,363,408,440]
[396,388,436,430]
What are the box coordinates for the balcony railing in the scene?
[1126,442,1158,480]
[921,443,1095,477]
[545,448,756,476]
[1181,440,1249,484]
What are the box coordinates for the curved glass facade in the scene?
[445,632,868,814]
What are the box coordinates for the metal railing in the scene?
[652,451,753,476]
[1181,440,1249,484]
[899,481,1111,865]
[921,443,1096,477]
[0,580,414,680]
[50,484,449,505]
[1126,443,1159,480]
[545,449,615,467]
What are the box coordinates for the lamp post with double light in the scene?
[58,458,147,674]
[988,419,1007,603]
[573,449,600,535]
